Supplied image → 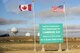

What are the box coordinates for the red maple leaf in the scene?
[22,6,27,10]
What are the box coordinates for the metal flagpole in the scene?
[64,2,69,51]
[32,0,36,51]
[58,43,62,51]
[41,44,45,51]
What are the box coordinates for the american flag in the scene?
[52,5,64,12]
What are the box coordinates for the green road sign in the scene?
[39,24,64,44]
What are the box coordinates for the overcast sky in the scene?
[0,0,80,36]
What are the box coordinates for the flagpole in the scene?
[58,43,62,51]
[64,2,69,51]
[32,0,36,51]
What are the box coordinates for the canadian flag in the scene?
[19,4,32,11]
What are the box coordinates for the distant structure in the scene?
[0,34,9,37]
[11,27,18,36]
[37,33,40,36]
[25,33,30,36]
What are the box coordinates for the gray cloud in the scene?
[4,0,25,14]
[17,25,80,37]
[1,25,80,37]
[38,9,69,18]
[70,6,80,15]
[38,6,80,18]
[16,26,39,36]
[0,18,25,25]
[3,0,33,18]
[0,30,8,35]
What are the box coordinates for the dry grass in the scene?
[0,36,80,53]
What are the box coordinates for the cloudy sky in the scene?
[0,0,80,36]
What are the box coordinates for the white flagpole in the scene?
[41,44,45,51]
[32,0,36,51]
[58,43,62,51]
[64,3,69,51]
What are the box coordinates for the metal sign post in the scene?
[58,43,62,51]
[41,44,45,51]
